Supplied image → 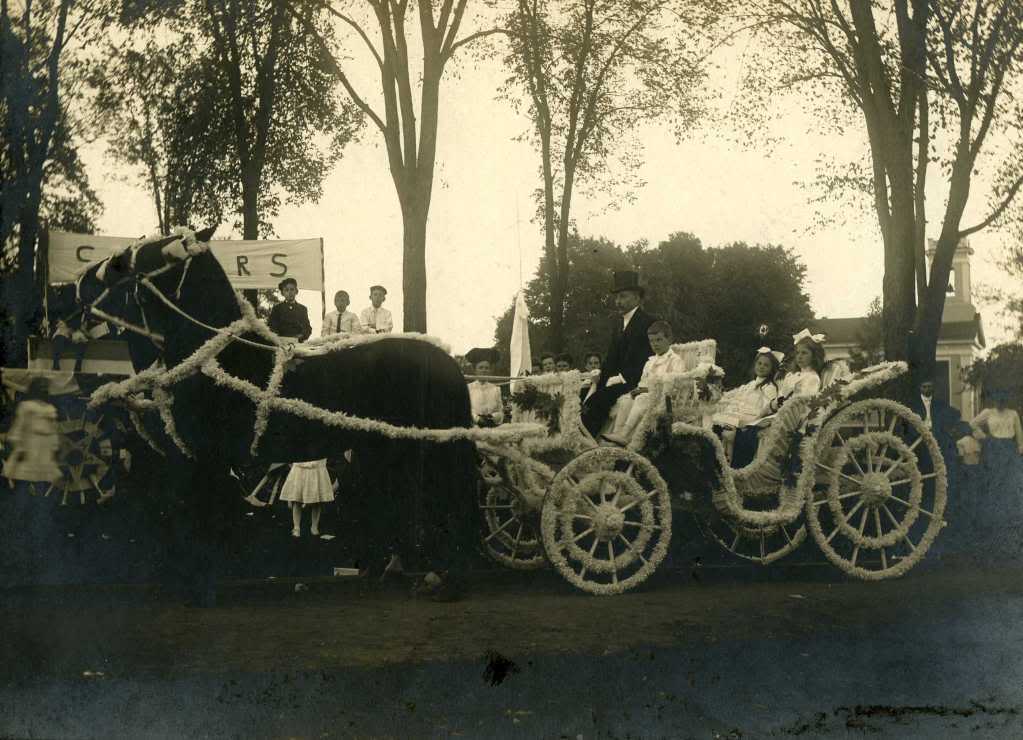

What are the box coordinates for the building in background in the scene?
[817,238,986,419]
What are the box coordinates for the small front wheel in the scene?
[541,447,671,595]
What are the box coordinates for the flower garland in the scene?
[510,371,587,455]
[88,299,548,456]
[539,446,671,595]
[627,362,725,451]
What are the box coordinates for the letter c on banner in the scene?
[270,253,288,277]
[76,245,95,262]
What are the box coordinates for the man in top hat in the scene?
[360,285,393,334]
[268,277,312,342]
[581,270,657,437]
[321,290,363,337]
[465,347,504,427]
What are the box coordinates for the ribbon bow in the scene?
[792,329,826,346]
[756,346,785,363]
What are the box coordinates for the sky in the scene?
[79,11,1020,357]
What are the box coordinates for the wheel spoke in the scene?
[851,543,860,567]
[759,531,766,559]
[836,431,867,476]
[510,524,523,560]
[857,505,869,535]
[621,521,662,531]
[572,513,594,522]
[731,530,741,550]
[873,506,884,540]
[608,541,618,584]
[573,527,595,543]
[481,504,515,511]
[812,489,863,507]
[888,494,936,520]
[484,517,518,543]
[815,461,862,487]
[616,534,648,565]
[619,489,660,513]
[782,525,793,545]
[880,545,888,570]
[843,498,864,523]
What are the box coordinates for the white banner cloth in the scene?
[47,230,324,290]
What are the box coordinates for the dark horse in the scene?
[75,230,480,604]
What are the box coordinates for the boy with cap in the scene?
[360,285,393,334]
[466,347,504,427]
[268,278,311,342]
[321,290,363,336]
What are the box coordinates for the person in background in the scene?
[321,290,362,336]
[539,352,557,374]
[971,389,1023,493]
[466,348,504,427]
[580,352,602,402]
[909,378,958,459]
[555,353,573,373]
[267,278,312,342]
[360,285,393,334]
[2,376,61,487]
[581,270,657,438]
[601,320,683,446]
[530,361,542,376]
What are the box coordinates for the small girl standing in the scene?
[712,347,782,462]
[279,459,334,538]
[3,376,61,488]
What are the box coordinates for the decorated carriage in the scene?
[475,340,947,595]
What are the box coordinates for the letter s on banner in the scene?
[270,254,288,277]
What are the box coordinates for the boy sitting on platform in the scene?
[602,320,684,446]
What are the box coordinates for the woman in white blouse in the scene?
[971,390,1023,493]
[466,347,504,427]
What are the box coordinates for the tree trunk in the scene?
[401,200,428,333]
[241,170,259,308]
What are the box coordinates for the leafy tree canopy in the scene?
[494,231,814,385]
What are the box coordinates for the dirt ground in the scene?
[4,559,1023,738]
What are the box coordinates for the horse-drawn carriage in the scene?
[475,340,947,595]
[58,226,947,602]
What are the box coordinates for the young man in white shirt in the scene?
[465,347,504,427]
[321,290,363,336]
[360,285,393,334]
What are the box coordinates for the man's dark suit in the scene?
[908,394,959,464]
[581,307,657,436]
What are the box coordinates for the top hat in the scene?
[611,270,644,296]
[466,347,499,365]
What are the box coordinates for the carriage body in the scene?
[478,341,948,594]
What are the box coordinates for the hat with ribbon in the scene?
[792,329,827,346]
[756,346,785,363]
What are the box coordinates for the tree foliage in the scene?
[494,231,814,385]
[501,0,717,351]
[848,296,885,371]
[732,1,1023,380]
[96,0,361,240]
[964,341,1023,412]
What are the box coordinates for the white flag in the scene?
[509,291,532,378]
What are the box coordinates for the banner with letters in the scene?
[46,230,324,291]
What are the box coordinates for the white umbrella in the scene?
[509,291,532,378]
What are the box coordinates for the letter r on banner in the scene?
[236,255,251,276]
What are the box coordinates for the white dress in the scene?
[468,381,504,425]
[3,400,61,483]
[712,379,778,428]
[777,369,821,400]
[279,459,335,505]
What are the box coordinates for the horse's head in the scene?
[74,226,219,367]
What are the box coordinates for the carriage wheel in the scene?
[53,409,125,505]
[477,457,546,570]
[695,500,807,565]
[806,399,947,580]
[541,447,671,595]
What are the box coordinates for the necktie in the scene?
[337,314,341,333]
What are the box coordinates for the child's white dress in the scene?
[3,399,61,482]
[712,379,778,428]
[279,459,334,505]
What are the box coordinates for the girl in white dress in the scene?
[770,330,825,413]
[712,348,782,462]
[280,459,335,537]
[3,377,61,485]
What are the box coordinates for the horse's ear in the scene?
[148,235,182,251]
[195,225,218,242]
